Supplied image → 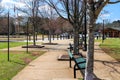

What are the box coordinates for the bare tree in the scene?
[56,17,73,34]
[16,0,43,46]
[45,0,85,54]
[85,0,120,80]
[40,5,58,43]
[42,18,57,43]
[45,0,120,80]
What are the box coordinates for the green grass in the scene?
[0,41,43,49]
[98,38,120,61]
[0,42,33,49]
[0,51,45,80]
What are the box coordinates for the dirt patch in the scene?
[22,57,32,64]
[31,52,40,56]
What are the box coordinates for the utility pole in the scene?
[102,20,104,43]
[8,11,10,61]
[26,21,29,53]
[83,0,87,51]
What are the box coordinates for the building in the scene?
[104,27,120,38]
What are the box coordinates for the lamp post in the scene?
[100,10,109,43]
[8,11,10,61]
[26,20,29,53]
[83,0,87,51]
[102,20,105,43]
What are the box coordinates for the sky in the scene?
[1,0,120,23]
[97,2,120,23]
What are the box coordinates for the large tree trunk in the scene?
[85,1,95,80]
[73,28,79,55]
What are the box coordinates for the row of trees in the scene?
[0,0,73,43]
[44,0,120,80]
[0,16,72,35]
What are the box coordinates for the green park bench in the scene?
[67,49,99,79]
[67,49,86,78]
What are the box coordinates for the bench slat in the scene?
[78,62,86,69]
[75,57,86,63]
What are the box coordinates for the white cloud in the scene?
[99,12,111,20]
[39,4,58,18]
[1,0,25,9]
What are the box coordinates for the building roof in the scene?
[104,27,120,31]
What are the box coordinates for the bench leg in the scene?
[69,57,72,68]
[74,66,76,78]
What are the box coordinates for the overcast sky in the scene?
[1,0,120,23]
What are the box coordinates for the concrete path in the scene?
[11,39,80,80]
[1,39,120,80]
[12,51,79,80]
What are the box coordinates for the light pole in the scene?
[7,11,10,61]
[83,0,87,51]
[26,20,29,53]
[102,20,105,43]
[99,10,109,43]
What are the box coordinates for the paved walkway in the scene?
[2,39,120,80]
[11,39,80,80]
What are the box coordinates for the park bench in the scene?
[67,49,86,78]
[67,49,99,80]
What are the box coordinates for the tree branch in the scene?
[108,0,120,4]
[95,0,109,19]
[45,0,68,21]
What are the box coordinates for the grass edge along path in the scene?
[0,51,46,80]
[96,38,120,61]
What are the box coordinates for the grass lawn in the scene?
[0,42,34,49]
[96,38,120,61]
[0,51,45,80]
[0,41,43,49]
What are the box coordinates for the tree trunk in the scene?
[85,2,95,80]
[36,32,37,41]
[73,28,79,55]
[49,30,52,43]
[42,33,44,40]
[33,25,36,46]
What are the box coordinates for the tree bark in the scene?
[73,28,79,55]
[85,1,95,80]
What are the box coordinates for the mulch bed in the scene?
[42,43,58,45]
[58,54,69,61]
[22,45,45,48]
